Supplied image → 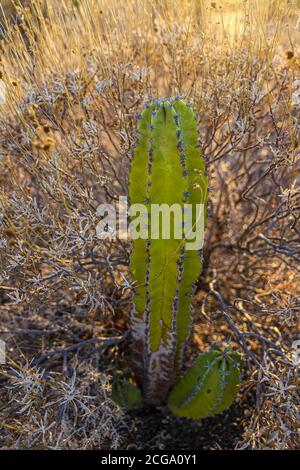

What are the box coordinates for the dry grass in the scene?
[0,0,299,449]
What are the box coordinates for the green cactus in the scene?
[167,345,241,419]
[113,97,241,418]
[111,377,143,409]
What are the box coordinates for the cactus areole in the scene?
[123,98,241,418]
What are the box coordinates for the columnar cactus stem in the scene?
[113,97,241,418]
[129,98,208,403]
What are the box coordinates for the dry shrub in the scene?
[0,0,299,449]
[0,358,125,449]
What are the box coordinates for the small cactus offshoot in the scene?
[167,345,241,419]
[111,377,143,409]
[112,98,241,419]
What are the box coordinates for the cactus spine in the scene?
[115,97,241,419]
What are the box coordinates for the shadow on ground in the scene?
[125,404,244,450]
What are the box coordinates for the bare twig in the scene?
[32,336,125,366]
[205,280,262,367]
